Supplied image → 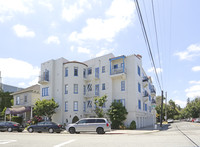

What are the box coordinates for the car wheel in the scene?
[7,127,13,132]
[76,132,80,134]
[48,128,54,133]
[97,127,105,134]
[69,127,75,134]
[28,127,34,133]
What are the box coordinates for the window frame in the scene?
[121,81,125,91]
[74,67,78,76]
[65,101,68,112]
[102,66,105,73]
[74,84,78,94]
[65,84,68,94]
[74,101,78,111]
[65,67,68,77]
[102,83,105,90]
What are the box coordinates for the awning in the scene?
[5,106,31,115]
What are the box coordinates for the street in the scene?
[0,121,200,147]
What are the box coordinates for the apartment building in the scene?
[39,53,156,128]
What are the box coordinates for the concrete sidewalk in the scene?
[108,124,170,135]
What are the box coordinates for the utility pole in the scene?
[160,90,164,127]
[165,92,167,121]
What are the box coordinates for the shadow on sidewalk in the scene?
[137,124,170,131]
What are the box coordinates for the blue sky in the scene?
[0,0,200,108]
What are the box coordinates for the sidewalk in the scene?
[108,124,170,135]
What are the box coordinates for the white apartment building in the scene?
[39,53,156,128]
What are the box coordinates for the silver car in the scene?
[66,118,111,134]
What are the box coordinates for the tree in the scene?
[0,91,13,112]
[33,98,59,120]
[107,100,128,129]
[94,95,107,118]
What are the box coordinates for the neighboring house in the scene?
[10,84,40,123]
[39,53,156,128]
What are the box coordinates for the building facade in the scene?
[10,84,40,124]
[39,53,156,128]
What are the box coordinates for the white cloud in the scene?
[45,36,60,44]
[192,66,200,72]
[0,58,40,79]
[62,0,91,22]
[69,0,135,42]
[70,46,75,52]
[185,85,200,98]
[174,100,187,108]
[0,0,33,23]
[77,47,90,54]
[96,48,114,57]
[18,82,25,86]
[28,77,39,86]
[189,80,200,84]
[38,1,53,11]
[148,67,163,74]
[13,24,35,38]
[174,44,200,60]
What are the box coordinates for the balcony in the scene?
[110,67,126,79]
[84,92,93,98]
[142,76,148,87]
[150,85,156,97]
[143,90,149,102]
[38,75,49,85]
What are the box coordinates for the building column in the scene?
[30,106,33,119]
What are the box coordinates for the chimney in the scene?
[136,54,142,59]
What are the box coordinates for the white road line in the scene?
[0,140,17,145]
[53,139,76,147]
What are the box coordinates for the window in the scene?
[102,66,105,73]
[138,83,141,93]
[24,96,27,103]
[137,66,140,76]
[149,106,151,112]
[65,101,68,112]
[87,100,92,108]
[95,84,99,96]
[74,67,78,76]
[44,69,49,81]
[83,102,86,112]
[83,85,86,95]
[145,104,147,111]
[65,84,68,94]
[88,68,92,75]
[121,81,125,91]
[138,100,141,109]
[102,83,105,90]
[121,63,124,68]
[83,69,86,78]
[65,67,68,77]
[16,96,20,105]
[42,87,49,97]
[87,84,92,91]
[114,64,118,69]
[117,99,125,107]
[74,101,78,111]
[95,67,99,78]
[74,84,78,94]
[149,95,151,101]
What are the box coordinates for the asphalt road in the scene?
[0,121,200,147]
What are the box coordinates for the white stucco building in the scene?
[39,53,156,128]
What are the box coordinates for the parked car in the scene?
[0,121,24,132]
[27,121,63,133]
[194,118,200,123]
[66,118,111,134]
[167,119,174,123]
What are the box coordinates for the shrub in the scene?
[129,120,136,130]
[11,116,23,124]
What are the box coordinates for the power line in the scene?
[151,0,164,89]
[134,0,162,91]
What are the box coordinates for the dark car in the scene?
[27,121,63,133]
[0,121,24,132]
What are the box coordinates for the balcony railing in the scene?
[110,67,126,75]
[142,76,148,82]
[38,75,49,84]
[143,90,149,97]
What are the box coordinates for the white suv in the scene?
[66,118,111,134]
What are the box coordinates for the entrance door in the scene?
[72,116,79,123]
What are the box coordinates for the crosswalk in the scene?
[0,140,17,145]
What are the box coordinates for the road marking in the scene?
[0,140,17,145]
[54,139,76,147]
